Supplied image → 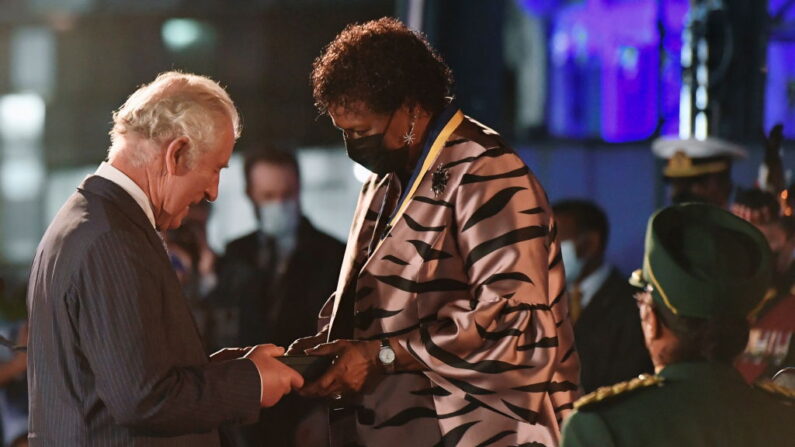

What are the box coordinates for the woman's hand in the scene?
[299,339,381,398]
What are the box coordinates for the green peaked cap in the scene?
[629,203,772,318]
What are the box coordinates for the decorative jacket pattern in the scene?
[320,109,580,446]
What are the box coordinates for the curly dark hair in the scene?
[311,17,453,115]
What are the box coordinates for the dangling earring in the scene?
[402,117,416,146]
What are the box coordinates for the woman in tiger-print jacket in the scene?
[290,17,580,447]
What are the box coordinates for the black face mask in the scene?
[344,133,409,176]
[343,112,410,176]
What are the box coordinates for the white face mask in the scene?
[560,239,584,284]
[258,198,299,238]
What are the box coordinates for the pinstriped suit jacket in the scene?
[26,176,261,446]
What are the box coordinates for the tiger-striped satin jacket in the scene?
[319,108,580,447]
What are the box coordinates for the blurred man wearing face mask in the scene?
[210,149,344,447]
[553,200,653,393]
[212,148,345,354]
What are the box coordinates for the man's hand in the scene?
[209,347,251,363]
[299,339,381,398]
[286,333,326,356]
[245,344,304,407]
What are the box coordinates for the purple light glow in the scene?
[518,0,564,18]
[765,41,795,139]
[549,0,678,142]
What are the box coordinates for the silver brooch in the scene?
[431,164,449,197]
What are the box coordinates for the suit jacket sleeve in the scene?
[394,151,579,425]
[71,230,261,435]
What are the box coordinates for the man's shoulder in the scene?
[42,189,110,251]
[62,185,151,238]
[32,190,158,295]
[589,268,637,309]
[563,374,669,446]
[301,223,345,252]
[223,231,260,259]
[574,374,666,413]
[227,231,259,247]
[600,268,635,293]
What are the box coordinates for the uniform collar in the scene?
[659,361,744,383]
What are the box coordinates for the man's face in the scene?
[670,171,733,208]
[156,117,235,230]
[247,161,299,206]
[555,213,599,259]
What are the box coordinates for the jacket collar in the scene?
[78,175,167,256]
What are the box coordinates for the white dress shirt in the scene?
[94,162,156,229]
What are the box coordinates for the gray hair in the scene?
[107,71,241,167]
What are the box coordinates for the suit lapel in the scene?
[328,175,390,335]
[361,110,464,272]
[327,108,464,339]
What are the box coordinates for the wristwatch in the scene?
[378,338,396,373]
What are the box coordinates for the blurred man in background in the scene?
[553,199,652,393]
[211,149,344,446]
[651,137,746,208]
[731,188,795,383]
[165,201,219,351]
[0,279,28,447]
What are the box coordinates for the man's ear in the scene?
[641,304,663,340]
[164,137,191,175]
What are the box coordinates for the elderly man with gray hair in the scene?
[26,71,303,446]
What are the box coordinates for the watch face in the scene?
[379,347,396,364]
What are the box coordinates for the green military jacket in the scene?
[561,362,795,446]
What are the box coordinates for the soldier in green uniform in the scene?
[652,136,746,208]
[561,203,795,447]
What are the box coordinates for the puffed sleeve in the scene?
[394,149,580,426]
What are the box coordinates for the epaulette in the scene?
[755,380,795,402]
[574,374,664,410]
